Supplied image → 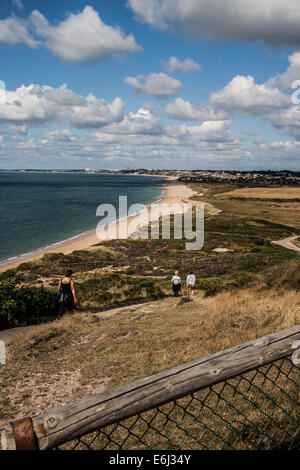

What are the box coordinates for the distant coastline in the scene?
[0,173,168,271]
[0,176,197,273]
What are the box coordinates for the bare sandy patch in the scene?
[213,248,234,253]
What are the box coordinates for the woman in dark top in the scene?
[57,270,77,316]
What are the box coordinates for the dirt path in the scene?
[181,198,223,215]
[271,236,300,253]
[0,301,157,345]
[187,193,300,252]
[0,325,40,345]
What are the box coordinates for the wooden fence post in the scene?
[2,418,39,450]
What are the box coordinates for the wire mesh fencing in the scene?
[55,356,299,451]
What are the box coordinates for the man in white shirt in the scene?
[172,270,181,297]
[186,271,196,299]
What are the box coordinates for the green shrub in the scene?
[76,275,166,310]
[0,278,57,329]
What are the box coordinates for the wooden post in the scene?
[2,418,39,451]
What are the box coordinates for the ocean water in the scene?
[0,172,165,263]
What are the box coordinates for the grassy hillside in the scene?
[1,181,300,447]
[1,286,299,430]
[1,182,300,326]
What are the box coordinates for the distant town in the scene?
[178,170,300,186]
[1,168,300,185]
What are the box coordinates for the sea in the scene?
[0,172,166,264]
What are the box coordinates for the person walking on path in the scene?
[186,271,196,300]
[57,270,77,316]
[172,270,181,298]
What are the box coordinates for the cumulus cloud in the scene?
[70,95,125,129]
[128,0,300,46]
[277,52,300,89]
[0,7,141,64]
[2,121,241,169]
[265,105,300,140]
[0,83,125,128]
[41,129,76,144]
[12,0,24,10]
[166,98,230,121]
[167,120,236,143]
[250,139,300,163]
[164,56,201,74]
[30,6,141,64]
[101,107,163,135]
[10,107,295,168]
[0,16,39,48]
[98,119,239,155]
[124,72,183,99]
[211,75,290,115]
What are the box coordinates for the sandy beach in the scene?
[0,177,196,273]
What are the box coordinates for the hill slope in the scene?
[1,287,299,429]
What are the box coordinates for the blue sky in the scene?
[0,0,300,169]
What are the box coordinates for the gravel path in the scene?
[0,302,153,345]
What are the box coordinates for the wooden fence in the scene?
[1,324,300,450]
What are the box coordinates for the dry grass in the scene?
[292,237,300,248]
[220,187,300,200]
[188,182,300,231]
[1,287,299,430]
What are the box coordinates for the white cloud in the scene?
[250,139,300,162]
[124,72,183,99]
[30,6,141,65]
[70,95,124,129]
[266,105,300,140]
[211,75,290,115]
[128,0,300,46]
[10,124,27,135]
[164,56,201,74]
[166,98,230,121]
[101,107,163,135]
[12,0,24,10]
[42,129,76,144]
[7,110,298,169]
[277,52,300,89]
[0,84,125,128]
[128,0,168,29]
[167,120,236,143]
[95,118,238,149]
[0,16,39,48]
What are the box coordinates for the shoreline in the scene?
[0,177,196,273]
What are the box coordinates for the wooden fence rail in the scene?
[1,324,300,450]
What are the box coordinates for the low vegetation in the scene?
[1,286,299,430]
[1,181,300,449]
[1,182,299,327]
[0,276,57,329]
